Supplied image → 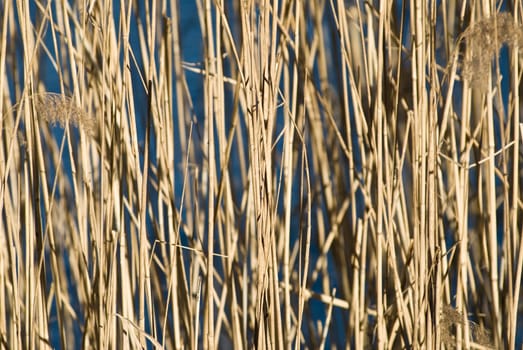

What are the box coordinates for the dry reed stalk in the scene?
[1,0,522,349]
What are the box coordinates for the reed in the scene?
[0,0,522,349]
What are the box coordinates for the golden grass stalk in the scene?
[0,0,522,349]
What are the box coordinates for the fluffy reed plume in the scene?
[440,304,494,349]
[461,13,523,88]
[25,93,97,138]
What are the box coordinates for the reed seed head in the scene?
[461,13,523,90]
[29,93,96,138]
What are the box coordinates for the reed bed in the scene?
[1,0,522,349]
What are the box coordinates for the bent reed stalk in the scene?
[0,0,522,349]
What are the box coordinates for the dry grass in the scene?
[1,0,522,349]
